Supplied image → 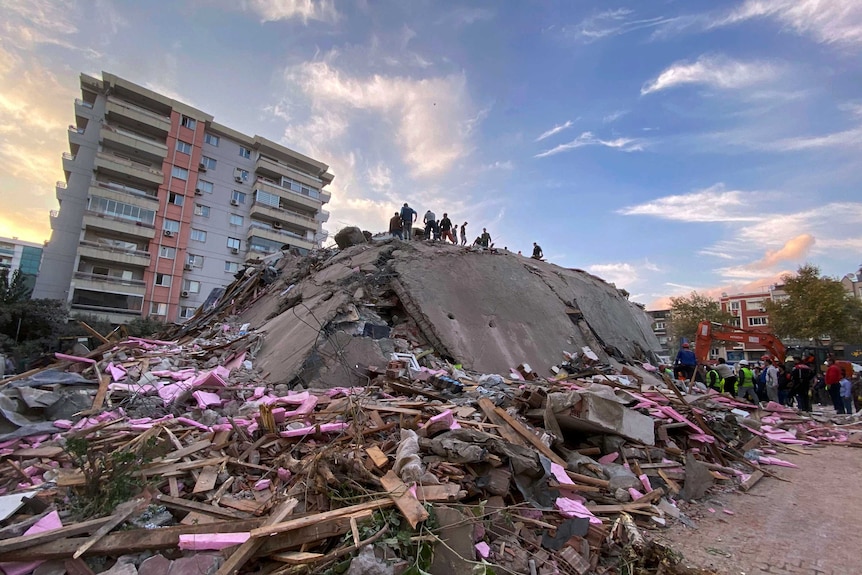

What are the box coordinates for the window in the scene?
[171,166,189,180]
[231,190,246,204]
[196,180,214,194]
[88,196,156,226]
[158,246,176,259]
[155,273,172,287]
[239,146,251,159]
[150,302,168,316]
[234,168,249,182]
[181,115,197,129]
[190,228,207,242]
[229,214,243,226]
[163,219,180,233]
[168,192,184,206]
[201,156,217,170]
[187,254,204,268]
[730,301,740,310]
[255,188,280,208]
[194,204,210,217]
[748,317,769,326]
[654,321,666,330]
[176,140,192,154]
[183,279,201,293]
[204,133,219,146]
[730,317,741,328]
[227,237,241,250]
[180,306,196,319]
[225,261,239,273]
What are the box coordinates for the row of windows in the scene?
[152,304,198,319]
[201,131,252,161]
[151,259,238,289]
[89,197,156,226]
[192,204,244,226]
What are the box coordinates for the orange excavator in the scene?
[694,321,787,364]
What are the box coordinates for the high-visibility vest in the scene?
[739,367,755,388]
[706,370,721,388]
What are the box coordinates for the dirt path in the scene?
[651,446,862,575]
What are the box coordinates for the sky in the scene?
[1,0,861,309]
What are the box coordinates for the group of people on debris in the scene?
[663,344,858,414]
[388,203,544,260]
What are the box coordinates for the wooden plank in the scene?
[220,497,265,515]
[0,516,112,554]
[154,439,212,462]
[414,484,465,502]
[193,465,220,494]
[633,488,664,504]
[216,498,298,575]
[257,511,374,555]
[87,373,112,414]
[250,500,393,539]
[10,446,65,459]
[272,551,325,564]
[740,470,764,492]
[64,558,97,575]
[143,456,228,476]
[155,494,250,520]
[477,398,528,447]
[73,498,145,558]
[586,502,653,514]
[365,446,389,469]
[492,405,569,468]
[379,471,428,529]
[0,520,263,562]
[658,469,681,495]
[564,471,610,489]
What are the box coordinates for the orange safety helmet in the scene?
[682,342,690,348]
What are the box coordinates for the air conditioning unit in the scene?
[230,248,239,254]
[183,264,192,271]
[180,291,189,298]
[194,188,202,195]
[163,230,174,237]
[230,199,239,206]
[234,176,243,183]
[273,221,282,229]
[198,163,207,172]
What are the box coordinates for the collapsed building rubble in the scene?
[0,239,859,575]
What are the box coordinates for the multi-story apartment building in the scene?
[33,72,333,324]
[841,266,862,300]
[717,290,773,361]
[646,309,671,359]
[0,237,44,292]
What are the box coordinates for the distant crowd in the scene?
[388,203,544,260]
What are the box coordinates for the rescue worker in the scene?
[674,342,697,382]
[715,358,736,395]
[790,356,814,412]
[737,360,758,404]
[705,364,722,392]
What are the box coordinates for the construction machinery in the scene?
[694,321,787,364]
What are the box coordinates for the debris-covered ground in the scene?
[0,239,859,575]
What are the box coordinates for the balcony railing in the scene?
[255,178,321,205]
[251,200,317,223]
[68,125,85,134]
[84,209,155,228]
[56,181,67,189]
[102,123,167,148]
[96,152,163,178]
[93,180,158,201]
[249,220,306,241]
[62,152,75,160]
[79,240,150,258]
[75,98,94,109]
[106,96,170,122]
[49,210,59,218]
[74,271,145,287]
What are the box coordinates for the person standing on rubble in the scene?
[764,358,780,403]
[423,209,436,240]
[480,228,492,248]
[400,203,417,240]
[840,373,853,414]
[715,357,736,395]
[825,357,845,413]
[460,222,468,246]
[736,360,758,404]
[705,364,722,392]
[389,212,403,240]
[439,213,455,243]
[790,356,814,412]
[532,242,544,260]
[673,342,697,382]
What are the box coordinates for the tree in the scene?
[668,292,734,348]
[765,264,862,345]
[0,268,31,304]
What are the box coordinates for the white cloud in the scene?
[568,8,676,42]
[284,61,476,178]
[587,263,639,288]
[603,110,628,123]
[535,120,574,142]
[714,0,862,46]
[243,0,338,23]
[367,163,392,193]
[536,131,644,157]
[641,55,780,95]
[480,160,514,171]
[618,184,760,222]
[763,126,862,152]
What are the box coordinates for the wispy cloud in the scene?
[535,120,574,142]
[243,0,338,23]
[712,0,862,46]
[436,7,495,27]
[618,184,760,222]
[603,110,628,123]
[535,131,644,157]
[567,8,678,43]
[641,55,780,95]
[763,126,862,152]
[480,160,514,171]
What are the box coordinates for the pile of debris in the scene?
[0,240,858,575]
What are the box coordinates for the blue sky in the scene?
[1,0,861,308]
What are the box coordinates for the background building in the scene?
[33,73,333,324]
[0,237,44,293]
[647,309,671,360]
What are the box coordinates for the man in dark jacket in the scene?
[389,212,403,239]
[400,203,417,240]
[825,358,845,413]
[674,342,697,382]
[790,357,814,412]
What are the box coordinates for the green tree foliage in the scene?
[765,264,862,345]
[668,291,734,347]
[0,268,31,304]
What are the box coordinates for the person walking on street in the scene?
[439,213,455,243]
[737,360,758,404]
[400,203,417,240]
[460,222,468,246]
[790,356,814,412]
[715,358,737,395]
[531,242,544,260]
[673,342,697,382]
[764,358,779,403]
[825,358,845,413]
[389,212,403,240]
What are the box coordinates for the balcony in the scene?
[249,202,319,233]
[73,272,146,296]
[94,152,164,187]
[78,241,151,268]
[56,181,70,202]
[254,179,320,212]
[83,211,156,239]
[247,222,316,251]
[68,124,86,147]
[91,180,158,205]
[62,152,76,173]
[74,98,94,117]
[317,209,330,223]
[105,96,171,136]
[100,125,167,163]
